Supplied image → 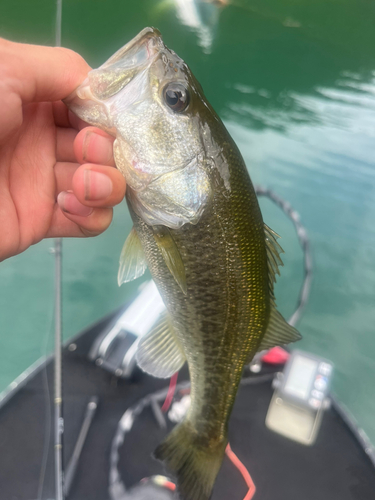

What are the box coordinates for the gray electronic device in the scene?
[88,281,166,378]
[266,350,334,445]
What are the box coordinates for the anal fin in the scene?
[136,310,186,378]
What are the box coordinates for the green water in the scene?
[1,0,375,445]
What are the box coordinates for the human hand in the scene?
[0,38,126,262]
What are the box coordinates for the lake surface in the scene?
[1,0,375,445]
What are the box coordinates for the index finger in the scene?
[52,101,89,129]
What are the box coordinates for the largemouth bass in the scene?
[65,27,301,500]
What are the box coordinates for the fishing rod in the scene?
[54,1,65,499]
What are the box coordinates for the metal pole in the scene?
[55,0,62,47]
[54,238,64,500]
[64,397,99,496]
[54,2,64,500]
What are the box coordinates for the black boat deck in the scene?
[1,309,374,500]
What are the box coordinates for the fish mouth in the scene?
[98,27,163,72]
[64,27,163,130]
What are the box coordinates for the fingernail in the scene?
[82,131,113,163]
[58,191,93,217]
[84,169,113,200]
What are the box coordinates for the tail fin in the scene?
[154,421,227,500]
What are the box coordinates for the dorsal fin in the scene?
[152,226,187,295]
[136,310,186,378]
[257,304,302,352]
[264,223,284,290]
[253,223,301,354]
[118,226,147,286]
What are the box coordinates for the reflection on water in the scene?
[226,72,375,131]
[156,0,227,53]
[1,0,375,445]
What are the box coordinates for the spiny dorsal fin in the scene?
[252,223,301,354]
[118,226,147,286]
[264,223,284,290]
[257,304,302,352]
[136,310,186,378]
[152,226,187,295]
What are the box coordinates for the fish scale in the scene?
[129,138,268,439]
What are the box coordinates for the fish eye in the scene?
[163,83,190,113]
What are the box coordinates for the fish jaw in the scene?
[63,27,163,133]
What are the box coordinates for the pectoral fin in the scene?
[136,310,186,378]
[153,226,187,294]
[118,227,147,286]
[257,305,302,353]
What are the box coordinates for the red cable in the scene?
[226,443,256,500]
[161,371,179,412]
[163,480,176,491]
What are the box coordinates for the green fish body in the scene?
[65,27,301,500]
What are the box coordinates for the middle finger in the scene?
[56,127,77,162]
[74,127,115,166]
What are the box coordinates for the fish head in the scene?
[65,27,216,228]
